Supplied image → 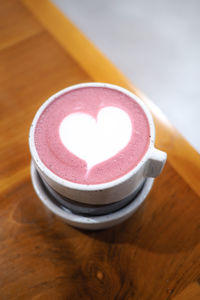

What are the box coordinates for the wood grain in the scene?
[173,283,200,300]
[0,0,42,51]
[0,1,199,299]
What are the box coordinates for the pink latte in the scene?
[34,86,150,184]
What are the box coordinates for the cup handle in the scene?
[143,148,167,178]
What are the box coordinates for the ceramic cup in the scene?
[29,83,167,205]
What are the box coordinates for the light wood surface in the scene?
[0,0,199,299]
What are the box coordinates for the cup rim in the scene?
[29,82,155,192]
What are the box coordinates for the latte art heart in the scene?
[35,86,150,184]
[59,106,132,170]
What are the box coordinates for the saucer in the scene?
[31,161,154,230]
[41,175,146,216]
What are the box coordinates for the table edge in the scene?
[21,0,200,197]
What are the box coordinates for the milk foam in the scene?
[34,86,150,184]
[59,106,132,171]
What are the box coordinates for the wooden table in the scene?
[0,1,200,299]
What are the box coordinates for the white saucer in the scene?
[31,162,154,230]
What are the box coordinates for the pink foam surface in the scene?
[34,87,150,184]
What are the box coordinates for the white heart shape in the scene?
[59,106,132,170]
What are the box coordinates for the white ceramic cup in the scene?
[29,83,167,205]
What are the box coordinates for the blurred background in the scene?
[52,0,200,153]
